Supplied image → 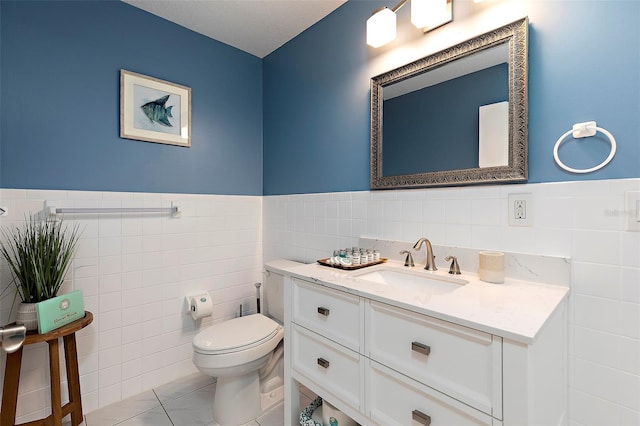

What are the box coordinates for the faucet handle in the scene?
[444,256,461,275]
[400,250,415,267]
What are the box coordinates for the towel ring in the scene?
[553,121,616,174]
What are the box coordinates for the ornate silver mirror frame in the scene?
[370,17,528,189]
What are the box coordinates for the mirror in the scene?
[370,18,528,189]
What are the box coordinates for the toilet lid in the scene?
[193,314,280,354]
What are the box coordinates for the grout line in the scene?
[110,404,168,426]
[153,389,175,426]
[101,390,165,426]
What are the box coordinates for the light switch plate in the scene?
[625,191,640,231]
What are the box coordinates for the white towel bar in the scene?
[553,121,616,174]
[46,204,180,217]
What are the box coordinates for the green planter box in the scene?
[36,290,84,334]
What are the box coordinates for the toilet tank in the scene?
[263,260,302,323]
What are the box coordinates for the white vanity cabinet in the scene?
[366,360,494,426]
[290,278,364,413]
[366,301,502,420]
[282,266,568,426]
[292,278,362,352]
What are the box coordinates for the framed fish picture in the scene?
[120,69,191,147]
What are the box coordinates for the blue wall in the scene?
[263,0,640,195]
[263,2,371,195]
[383,64,508,175]
[1,1,263,195]
[2,1,639,196]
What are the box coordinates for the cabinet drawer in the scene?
[292,324,361,410]
[366,360,495,426]
[366,301,502,417]
[292,278,361,351]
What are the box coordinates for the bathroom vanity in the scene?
[268,258,569,426]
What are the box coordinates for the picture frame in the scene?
[120,69,191,147]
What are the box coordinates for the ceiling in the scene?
[123,0,347,58]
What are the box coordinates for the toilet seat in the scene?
[193,314,280,355]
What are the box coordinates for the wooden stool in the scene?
[1,311,93,426]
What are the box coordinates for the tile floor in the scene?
[81,372,305,426]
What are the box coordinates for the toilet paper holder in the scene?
[185,293,213,320]
[185,294,206,311]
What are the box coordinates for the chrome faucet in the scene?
[444,255,461,275]
[400,250,415,267]
[413,237,437,271]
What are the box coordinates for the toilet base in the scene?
[213,372,262,426]
[261,383,284,413]
[211,377,284,426]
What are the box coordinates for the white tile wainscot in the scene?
[263,178,640,426]
[272,256,570,426]
[0,189,263,423]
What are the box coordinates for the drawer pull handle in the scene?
[317,307,330,316]
[412,410,431,425]
[317,357,330,368]
[411,341,431,356]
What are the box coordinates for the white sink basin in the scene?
[354,268,467,294]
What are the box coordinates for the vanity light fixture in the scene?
[366,0,453,48]
[366,6,397,48]
[411,0,451,30]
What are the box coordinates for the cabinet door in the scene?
[366,301,502,417]
[366,360,495,426]
[292,278,361,351]
[291,324,361,411]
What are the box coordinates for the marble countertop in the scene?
[266,259,569,345]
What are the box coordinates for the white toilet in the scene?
[192,261,296,426]
[193,314,283,425]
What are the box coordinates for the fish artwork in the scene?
[140,94,173,127]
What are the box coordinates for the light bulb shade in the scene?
[411,0,450,30]
[367,7,396,48]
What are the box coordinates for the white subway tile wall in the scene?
[1,179,638,425]
[0,189,262,423]
[263,178,640,426]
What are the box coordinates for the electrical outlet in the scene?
[508,193,533,226]
[514,200,526,219]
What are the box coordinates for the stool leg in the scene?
[48,339,62,425]
[63,334,83,426]
[1,346,23,426]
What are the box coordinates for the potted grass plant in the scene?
[0,214,80,330]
